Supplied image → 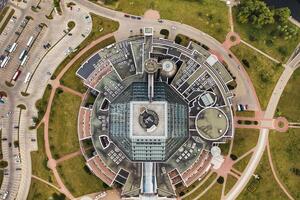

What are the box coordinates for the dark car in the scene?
[137,17,141,20]
[124,14,130,18]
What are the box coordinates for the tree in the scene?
[274,7,291,24]
[237,0,274,28]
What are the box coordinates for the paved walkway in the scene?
[59,84,84,98]
[56,149,81,164]
[32,175,61,193]
[41,33,116,199]
[266,141,294,200]
[241,40,280,64]
[180,171,214,199]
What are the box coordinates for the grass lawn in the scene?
[35,84,52,126]
[199,180,222,200]
[269,129,300,199]
[231,129,259,158]
[31,124,57,185]
[0,8,15,34]
[49,92,81,159]
[235,111,255,118]
[275,68,300,122]
[233,153,252,173]
[237,151,288,200]
[183,173,217,200]
[219,141,231,156]
[232,8,300,63]
[0,7,9,22]
[225,174,237,195]
[52,13,119,79]
[27,178,65,200]
[231,43,283,110]
[60,36,116,93]
[57,155,108,197]
[104,0,229,42]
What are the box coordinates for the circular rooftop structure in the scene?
[139,108,159,132]
[195,107,229,140]
[144,58,159,73]
[160,59,177,77]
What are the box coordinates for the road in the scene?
[0,0,91,199]
[72,0,260,111]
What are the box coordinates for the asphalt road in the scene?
[0,0,91,199]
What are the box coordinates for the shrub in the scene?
[175,36,182,44]
[230,154,238,160]
[217,176,224,184]
[160,29,169,38]
[242,59,250,68]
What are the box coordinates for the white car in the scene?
[14,155,21,163]
[2,190,8,199]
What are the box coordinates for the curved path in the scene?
[226,51,300,199]
[266,141,294,200]
[42,33,115,199]
[72,0,261,112]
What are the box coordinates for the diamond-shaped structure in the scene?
[109,82,189,161]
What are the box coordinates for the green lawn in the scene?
[237,152,288,200]
[269,129,300,199]
[199,180,222,200]
[231,43,283,109]
[231,129,259,158]
[235,111,255,118]
[0,7,9,22]
[219,141,231,156]
[232,8,300,63]
[233,153,252,173]
[52,13,119,79]
[225,174,237,195]
[60,36,116,93]
[0,8,15,34]
[183,173,217,200]
[275,68,300,122]
[31,124,57,185]
[35,84,52,127]
[49,92,81,159]
[104,0,229,42]
[57,155,108,197]
[27,178,65,200]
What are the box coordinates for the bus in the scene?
[18,50,27,61]
[9,43,18,53]
[12,70,21,81]
[20,55,29,67]
[0,56,10,68]
[26,36,34,47]
[24,72,31,83]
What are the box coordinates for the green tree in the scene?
[274,7,291,24]
[237,0,274,28]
